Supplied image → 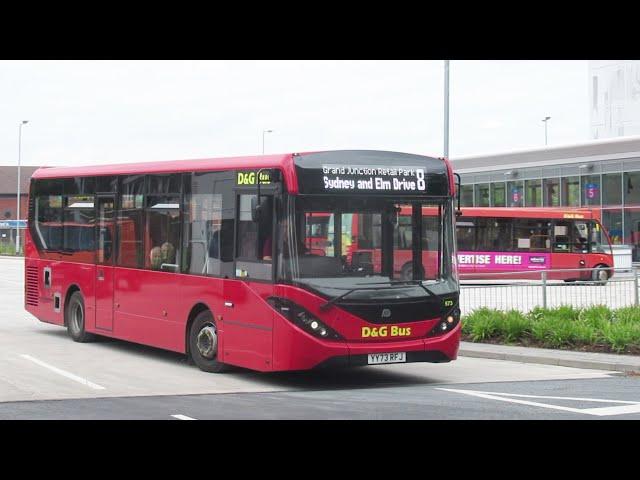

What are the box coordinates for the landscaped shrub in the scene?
[462,305,640,354]
[499,310,530,343]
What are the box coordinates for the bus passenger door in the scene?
[222,192,274,371]
[95,195,115,331]
[550,220,587,281]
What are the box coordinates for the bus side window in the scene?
[235,193,273,281]
[553,223,571,253]
[145,174,182,272]
[184,171,235,277]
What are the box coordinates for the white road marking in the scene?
[171,414,197,420]
[436,388,640,417]
[20,354,106,390]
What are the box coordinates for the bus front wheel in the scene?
[65,291,96,343]
[189,310,230,373]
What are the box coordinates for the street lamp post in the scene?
[262,129,273,155]
[542,116,551,146]
[444,60,450,158]
[16,120,28,255]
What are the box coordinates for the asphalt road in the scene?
[1,376,639,419]
[2,256,639,419]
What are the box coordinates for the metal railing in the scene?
[459,267,639,313]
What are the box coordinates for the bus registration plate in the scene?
[367,352,406,365]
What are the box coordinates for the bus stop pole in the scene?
[16,120,28,255]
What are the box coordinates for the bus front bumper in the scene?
[312,323,461,370]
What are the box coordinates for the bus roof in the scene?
[32,153,295,179]
[460,207,600,220]
[31,150,452,196]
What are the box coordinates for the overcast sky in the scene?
[0,60,589,167]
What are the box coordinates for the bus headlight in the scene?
[427,307,460,337]
[267,297,342,340]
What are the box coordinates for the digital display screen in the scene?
[321,164,427,193]
[294,151,449,197]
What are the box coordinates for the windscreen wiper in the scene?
[356,280,440,298]
[318,282,435,311]
[46,249,73,256]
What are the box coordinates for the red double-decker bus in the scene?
[455,207,614,281]
[25,150,460,373]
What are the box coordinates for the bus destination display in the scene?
[322,164,426,193]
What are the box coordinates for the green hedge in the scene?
[462,306,640,354]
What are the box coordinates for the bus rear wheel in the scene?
[189,310,230,373]
[65,291,96,343]
[592,265,610,285]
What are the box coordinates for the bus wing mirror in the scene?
[453,172,462,215]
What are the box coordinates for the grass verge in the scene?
[462,305,640,355]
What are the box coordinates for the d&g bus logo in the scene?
[237,171,271,186]
[361,326,411,338]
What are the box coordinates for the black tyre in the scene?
[65,291,96,343]
[188,310,230,373]
[592,265,609,285]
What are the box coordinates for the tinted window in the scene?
[237,194,259,259]
[146,194,181,271]
[34,194,63,251]
[513,218,550,252]
[117,175,145,268]
[475,217,513,252]
[63,195,95,254]
[456,217,477,251]
[183,171,235,276]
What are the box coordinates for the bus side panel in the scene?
[584,253,614,270]
[25,258,63,326]
[113,268,184,353]
[179,274,226,354]
[220,280,274,372]
[61,262,96,331]
[24,258,96,329]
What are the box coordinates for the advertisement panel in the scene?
[457,251,550,271]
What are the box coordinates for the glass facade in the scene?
[457,156,640,248]
[461,185,474,207]
[602,173,622,206]
[562,176,580,207]
[581,174,600,207]
[474,183,490,207]
[543,178,560,206]
[624,172,640,206]
[507,180,524,207]
[525,179,542,207]
[491,182,506,206]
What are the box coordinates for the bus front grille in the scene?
[25,266,39,306]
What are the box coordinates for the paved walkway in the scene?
[459,341,640,373]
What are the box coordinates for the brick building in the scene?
[0,166,42,251]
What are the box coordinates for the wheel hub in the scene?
[72,303,83,332]
[196,325,218,359]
